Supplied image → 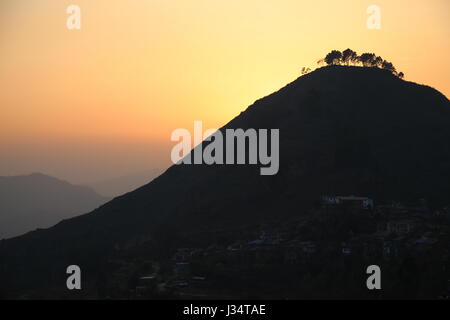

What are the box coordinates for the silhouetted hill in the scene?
[0,173,109,239]
[1,66,449,297]
[86,169,163,197]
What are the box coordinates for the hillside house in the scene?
[387,219,417,235]
[322,195,374,210]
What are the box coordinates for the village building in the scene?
[321,195,374,210]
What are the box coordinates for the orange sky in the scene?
[0,0,449,183]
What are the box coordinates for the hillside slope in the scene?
[1,66,449,296]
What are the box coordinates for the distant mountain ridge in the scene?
[0,173,109,239]
[1,66,449,297]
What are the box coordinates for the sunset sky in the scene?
[0,0,449,184]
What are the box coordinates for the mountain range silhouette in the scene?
[0,173,109,239]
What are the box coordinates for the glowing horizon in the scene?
[1,0,449,183]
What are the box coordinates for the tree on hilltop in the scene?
[318,49,405,78]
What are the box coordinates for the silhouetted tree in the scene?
[319,49,404,78]
[374,56,383,67]
[301,67,311,75]
[359,53,376,67]
[324,50,343,65]
[342,49,357,65]
[381,60,397,75]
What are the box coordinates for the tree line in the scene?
[318,49,404,79]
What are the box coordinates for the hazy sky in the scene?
[1,0,449,183]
